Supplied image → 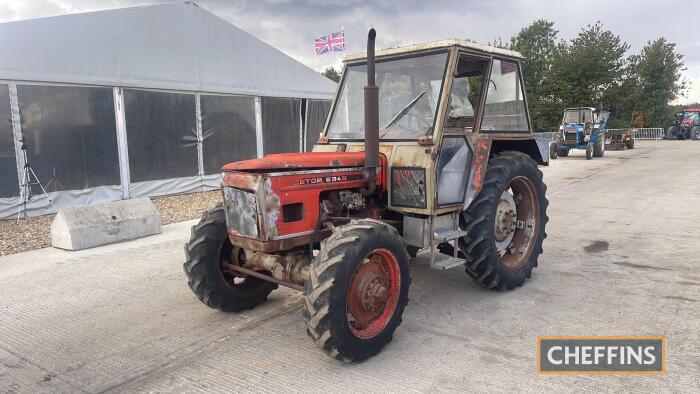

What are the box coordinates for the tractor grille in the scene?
[564,132,578,141]
[223,187,259,238]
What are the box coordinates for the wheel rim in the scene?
[496,176,540,270]
[219,240,260,293]
[346,248,401,339]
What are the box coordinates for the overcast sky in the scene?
[1,0,698,104]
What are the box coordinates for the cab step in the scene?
[433,229,468,243]
[430,256,466,270]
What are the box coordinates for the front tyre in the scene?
[691,126,700,140]
[302,219,410,362]
[593,130,605,157]
[461,151,548,290]
[184,205,277,312]
[585,142,594,160]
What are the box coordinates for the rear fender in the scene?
[490,138,548,165]
[462,137,547,210]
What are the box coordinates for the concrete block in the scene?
[51,198,161,250]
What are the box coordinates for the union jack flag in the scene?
[315,31,345,55]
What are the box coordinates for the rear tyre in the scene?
[665,126,679,140]
[585,142,594,160]
[302,219,410,362]
[692,126,700,140]
[557,147,569,157]
[549,143,558,160]
[184,205,277,312]
[593,130,605,157]
[626,138,635,149]
[460,151,548,290]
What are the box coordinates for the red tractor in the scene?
[184,30,550,362]
[666,108,700,140]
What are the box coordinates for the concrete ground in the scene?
[1,141,698,393]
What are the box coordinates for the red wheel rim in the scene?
[346,248,401,339]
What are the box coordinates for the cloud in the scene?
[0,0,698,103]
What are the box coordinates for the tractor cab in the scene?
[185,30,550,363]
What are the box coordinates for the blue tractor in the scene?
[551,107,609,160]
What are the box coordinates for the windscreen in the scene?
[563,109,593,124]
[683,111,699,122]
[327,52,448,140]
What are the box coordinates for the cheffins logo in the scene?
[537,336,665,374]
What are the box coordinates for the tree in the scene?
[546,22,630,109]
[600,56,641,128]
[321,66,341,83]
[509,20,559,130]
[634,38,685,127]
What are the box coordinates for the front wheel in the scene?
[460,151,548,290]
[549,142,558,160]
[585,142,594,160]
[183,205,277,312]
[593,130,605,157]
[692,126,700,140]
[302,219,410,362]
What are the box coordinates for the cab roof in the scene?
[564,107,596,111]
[344,39,524,62]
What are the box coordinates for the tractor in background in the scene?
[551,107,608,160]
[665,108,700,140]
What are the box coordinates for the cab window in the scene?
[480,59,529,132]
[445,55,488,131]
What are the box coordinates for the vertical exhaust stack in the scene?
[362,28,379,196]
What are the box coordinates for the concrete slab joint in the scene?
[51,198,162,251]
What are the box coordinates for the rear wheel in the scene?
[460,151,548,290]
[302,219,410,362]
[184,205,277,312]
[593,130,605,157]
[626,137,635,149]
[585,142,594,160]
[665,126,679,140]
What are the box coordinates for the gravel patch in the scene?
[0,190,222,257]
[152,190,221,225]
[0,214,55,257]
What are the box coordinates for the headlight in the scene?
[391,167,426,208]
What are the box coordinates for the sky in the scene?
[0,0,698,104]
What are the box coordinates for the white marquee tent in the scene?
[0,2,335,219]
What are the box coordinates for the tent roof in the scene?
[0,2,336,99]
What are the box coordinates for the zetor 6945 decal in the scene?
[184,29,550,362]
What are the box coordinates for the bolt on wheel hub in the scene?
[495,191,517,252]
[346,248,401,339]
[362,277,390,313]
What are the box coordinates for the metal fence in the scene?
[533,132,557,142]
[606,128,665,140]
